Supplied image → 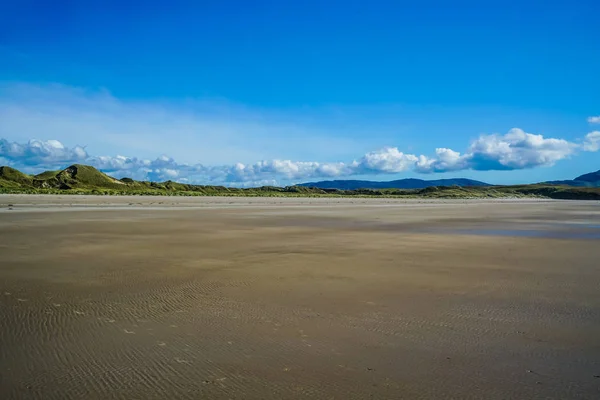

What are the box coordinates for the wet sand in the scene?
[1,195,600,399]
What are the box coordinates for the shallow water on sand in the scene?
[427,222,600,239]
[447,228,600,239]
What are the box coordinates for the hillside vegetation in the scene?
[1,164,600,200]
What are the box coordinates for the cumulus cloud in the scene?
[357,147,418,173]
[0,138,88,167]
[89,154,196,182]
[468,128,576,170]
[583,131,600,152]
[415,128,578,173]
[415,148,467,173]
[587,116,600,124]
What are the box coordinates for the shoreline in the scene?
[0,194,583,212]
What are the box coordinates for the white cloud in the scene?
[467,128,577,170]
[357,147,418,173]
[415,148,466,173]
[416,128,579,173]
[587,116,600,124]
[0,138,88,167]
[583,131,600,152]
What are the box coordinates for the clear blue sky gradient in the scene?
[1,0,599,184]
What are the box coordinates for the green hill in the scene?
[0,166,33,188]
[29,164,127,190]
[34,170,61,180]
[54,164,126,189]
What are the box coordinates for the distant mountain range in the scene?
[301,170,600,190]
[542,170,600,187]
[299,178,491,190]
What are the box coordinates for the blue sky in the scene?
[1,0,599,186]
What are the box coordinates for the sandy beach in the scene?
[1,195,599,399]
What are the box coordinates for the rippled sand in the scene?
[1,196,599,399]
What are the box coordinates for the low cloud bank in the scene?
[1,127,598,186]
